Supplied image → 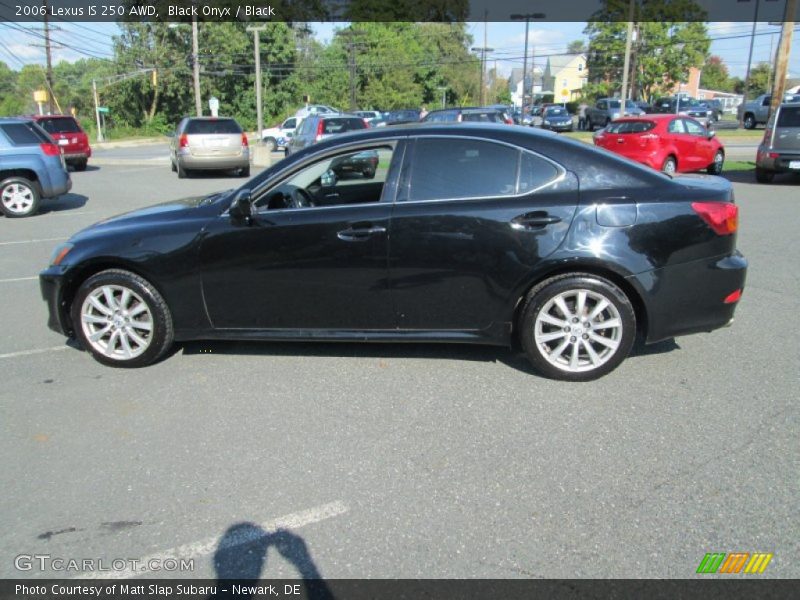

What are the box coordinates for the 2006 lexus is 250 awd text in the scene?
[40,124,747,381]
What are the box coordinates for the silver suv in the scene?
[169,117,250,178]
[755,103,800,183]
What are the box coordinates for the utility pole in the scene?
[92,79,103,142]
[43,0,54,114]
[471,46,494,105]
[619,0,635,116]
[192,14,202,116]
[740,0,761,128]
[340,29,366,111]
[510,13,545,112]
[769,0,797,116]
[247,26,266,141]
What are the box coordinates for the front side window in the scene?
[667,119,686,134]
[408,138,523,201]
[256,146,394,211]
[284,118,296,129]
[683,119,705,136]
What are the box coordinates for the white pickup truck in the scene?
[260,117,298,151]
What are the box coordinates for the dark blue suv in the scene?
[0,118,71,218]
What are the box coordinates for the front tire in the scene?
[71,269,174,368]
[519,274,636,381]
[0,176,41,218]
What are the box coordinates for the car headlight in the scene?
[543,120,551,125]
[50,242,73,266]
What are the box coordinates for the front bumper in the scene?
[543,122,574,132]
[629,251,748,343]
[40,268,70,336]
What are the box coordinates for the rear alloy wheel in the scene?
[520,274,636,381]
[661,156,677,175]
[707,150,724,175]
[0,177,41,218]
[755,167,775,183]
[263,137,276,152]
[71,269,174,368]
[239,166,250,178]
[743,114,756,130]
[177,162,188,179]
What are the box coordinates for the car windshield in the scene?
[38,117,82,134]
[545,107,567,116]
[608,100,636,109]
[185,119,242,134]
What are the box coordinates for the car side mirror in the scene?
[707,129,716,139]
[285,131,293,138]
[229,189,252,223]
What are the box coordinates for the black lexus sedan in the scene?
[40,124,747,381]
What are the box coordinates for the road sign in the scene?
[560,88,569,98]
[209,96,219,117]
[33,90,48,103]
[97,107,109,113]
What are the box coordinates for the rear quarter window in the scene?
[185,119,242,134]
[777,106,800,128]
[0,122,50,145]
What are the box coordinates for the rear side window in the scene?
[321,118,366,134]
[518,153,561,193]
[0,122,50,145]
[777,106,800,127]
[38,117,82,134]
[185,119,242,134]
[606,120,655,134]
[408,138,519,201]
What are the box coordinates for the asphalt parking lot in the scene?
[0,155,798,580]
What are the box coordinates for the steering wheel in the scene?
[289,187,314,209]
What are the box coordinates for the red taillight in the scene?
[691,201,738,235]
[362,119,370,129]
[768,152,779,159]
[241,132,249,147]
[40,143,60,156]
[315,120,325,142]
[724,289,742,304]
[505,117,513,125]
[179,134,189,148]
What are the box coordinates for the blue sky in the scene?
[0,21,796,82]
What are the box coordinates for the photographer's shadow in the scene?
[210,523,334,600]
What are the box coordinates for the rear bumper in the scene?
[40,268,70,336]
[178,152,250,170]
[756,146,800,172]
[63,151,91,161]
[629,250,748,344]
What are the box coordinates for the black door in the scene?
[199,145,401,331]
[389,137,579,332]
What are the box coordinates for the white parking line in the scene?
[0,237,66,246]
[0,346,70,359]
[0,276,38,283]
[74,500,349,579]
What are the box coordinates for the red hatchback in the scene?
[28,115,92,171]
[593,114,724,175]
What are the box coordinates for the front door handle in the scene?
[337,224,386,242]
[510,212,562,230]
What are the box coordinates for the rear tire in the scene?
[73,159,88,172]
[755,167,775,183]
[743,114,756,130]
[71,269,174,368]
[171,159,177,173]
[519,273,636,381]
[0,176,41,218]
[661,156,677,175]
[707,151,724,175]
[177,162,188,179]
[263,137,276,152]
[239,166,250,178]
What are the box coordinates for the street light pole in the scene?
[471,46,494,105]
[619,0,635,116]
[740,0,761,128]
[247,26,267,143]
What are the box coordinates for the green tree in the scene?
[567,40,587,54]
[745,62,772,97]
[700,55,731,92]
[585,0,710,101]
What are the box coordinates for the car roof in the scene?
[182,116,239,121]
[27,114,76,119]
[613,114,675,121]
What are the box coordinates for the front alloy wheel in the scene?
[520,274,636,381]
[72,269,174,367]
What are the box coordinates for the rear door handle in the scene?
[511,212,562,230]
[337,224,387,242]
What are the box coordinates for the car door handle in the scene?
[510,212,562,230]
[337,224,387,242]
